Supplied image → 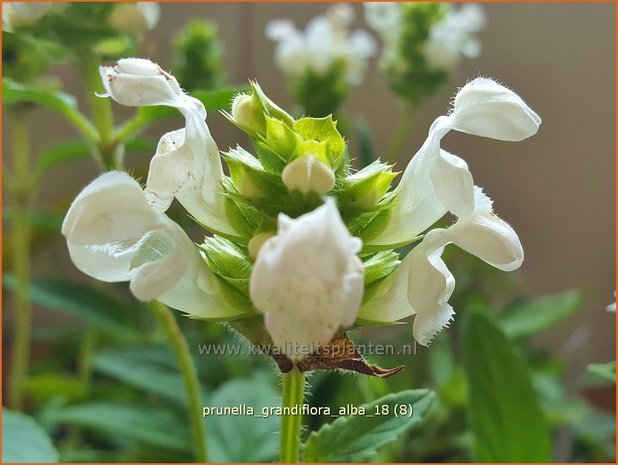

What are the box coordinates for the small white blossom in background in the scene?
[2,2,65,29]
[109,2,160,36]
[266,4,376,86]
[364,2,486,104]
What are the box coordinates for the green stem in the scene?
[150,302,208,463]
[8,107,33,410]
[81,50,119,171]
[114,113,148,143]
[280,368,306,463]
[383,103,416,165]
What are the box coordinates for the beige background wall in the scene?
[4,3,616,364]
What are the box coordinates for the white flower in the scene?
[367,77,541,247]
[109,3,160,35]
[424,4,486,71]
[250,199,364,360]
[363,2,402,62]
[2,2,63,29]
[62,171,243,319]
[266,4,376,86]
[360,78,539,345]
[99,58,236,238]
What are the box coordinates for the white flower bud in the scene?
[250,199,364,360]
[2,2,58,29]
[282,156,336,195]
[230,94,262,132]
[248,231,276,260]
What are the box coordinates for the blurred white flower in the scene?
[360,78,540,345]
[62,171,243,319]
[109,2,160,36]
[266,4,376,86]
[364,2,485,72]
[99,58,236,237]
[424,4,486,70]
[2,2,64,29]
[250,199,364,360]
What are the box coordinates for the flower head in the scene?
[364,2,486,104]
[266,4,375,116]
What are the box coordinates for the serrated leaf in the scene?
[303,389,435,462]
[362,250,400,285]
[3,409,58,463]
[47,402,191,452]
[499,290,581,339]
[462,311,552,462]
[2,275,138,340]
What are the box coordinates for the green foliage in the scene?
[290,60,349,117]
[3,409,59,463]
[173,20,225,91]
[3,275,139,340]
[498,290,582,339]
[587,361,616,383]
[385,3,450,104]
[462,310,552,462]
[206,373,280,462]
[93,345,202,407]
[303,389,435,462]
[47,402,192,452]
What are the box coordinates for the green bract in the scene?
[205,83,402,317]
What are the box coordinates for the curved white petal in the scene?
[62,171,243,319]
[430,149,475,218]
[250,199,364,360]
[447,211,524,272]
[100,58,235,237]
[406,230,455,346]
[451,78,541,141]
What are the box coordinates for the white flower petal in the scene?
[406,230,455,346]
[451,78,541,141]
[430,149,475,218]
[63,172,242,319]
[447,210,524,272]
[250,199,364,360]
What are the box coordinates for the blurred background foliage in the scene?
[2,2,615,463]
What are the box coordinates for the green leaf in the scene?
[48,402,191,452]
[303,389,435,462]
[3,78,97,141]
[3,78,77,111]
[207,372,280,462]
[462,311,552,462]
[2,275,138,340]
[25,374,87,404]
[587,361,616,383]
[498,290,581,339]
[3,409,58,463]
[36,140,91,176]
[3,208,64,232]
[93,345,202,406]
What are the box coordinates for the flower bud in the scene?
[248,231,276,260]
[282,155,335,195]
[230,93,265,134]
